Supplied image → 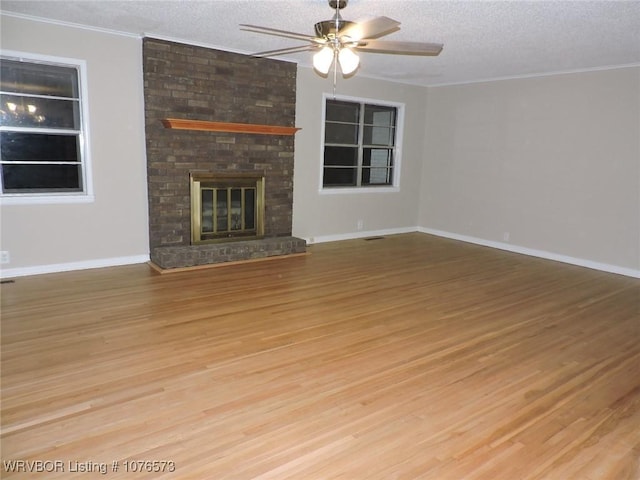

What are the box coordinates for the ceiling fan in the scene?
[240,0,443,78]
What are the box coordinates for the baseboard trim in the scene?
[2,230,638,279]
[418,227,640,279]
[0,254,150,279]
[303,227,417,245]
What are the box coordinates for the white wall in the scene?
[3,15,638,278]
[0,15,150,277]
[419,67,640,274]
[293,67,428,243]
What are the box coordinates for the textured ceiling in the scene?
[2,0,640,86]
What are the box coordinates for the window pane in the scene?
[1,132,79,162]
[363,148,393,185]
[364,105,396,126]
[1,57,88,198]
[362,167,392,185]
[325,100,359,123]
[1,94,79,129]
[363,148,393,167]
[2,164,81,192]
[323,167,357,187]
[0,59,79,98]
[322,98,399,189]
[325,122,358,144]
[324,146,357,167]
[363,126,394,146]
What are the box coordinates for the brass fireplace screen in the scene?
[190,173,265,244]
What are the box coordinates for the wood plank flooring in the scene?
[1,233,639,479]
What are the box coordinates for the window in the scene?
[321,95,402,191]
[0,52,92,204]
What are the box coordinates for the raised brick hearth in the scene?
[143,38,305,269]
[151,237,307,269]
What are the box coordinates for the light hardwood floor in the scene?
[1,233,639,479]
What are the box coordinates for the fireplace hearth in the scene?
[150,235,306,270]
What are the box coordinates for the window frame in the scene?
[319,93,404,194]
[0,50,94,205]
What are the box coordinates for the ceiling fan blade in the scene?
[339,16,400,41]
[251,45,318,58]
[240,24,322,43]
[355,40,443,56]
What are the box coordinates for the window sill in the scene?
[0,194,95,206]
[319,186,400,195]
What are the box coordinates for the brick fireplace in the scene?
[143,38,306,269]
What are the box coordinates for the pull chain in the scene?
[332,0,340,99]
[333,50,338,99]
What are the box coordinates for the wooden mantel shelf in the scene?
[162,118,301,136]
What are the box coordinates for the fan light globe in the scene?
[338,47,359,75]
[313,47,334,74]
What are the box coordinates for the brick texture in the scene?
[151,237,307,269]
[143,38,304,267]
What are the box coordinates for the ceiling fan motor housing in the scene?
[315,19,355,38]
[317,0,352,38]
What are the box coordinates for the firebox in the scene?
[190,173,265,244]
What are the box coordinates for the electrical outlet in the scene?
[0,251,9,264]
[357,219,364,231]
[503,232,510,242]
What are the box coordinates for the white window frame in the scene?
[0,50,94,205]
[319,93,404,195]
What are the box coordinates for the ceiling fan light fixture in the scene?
[338,47,359,75]
[242,0,442,85]
[313,46,334,74]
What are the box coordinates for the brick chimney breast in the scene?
[143,38,304,269]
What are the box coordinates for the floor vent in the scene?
[364,236,385,241]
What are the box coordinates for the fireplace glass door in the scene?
[191,174,264,244]
[201,187,256,234]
